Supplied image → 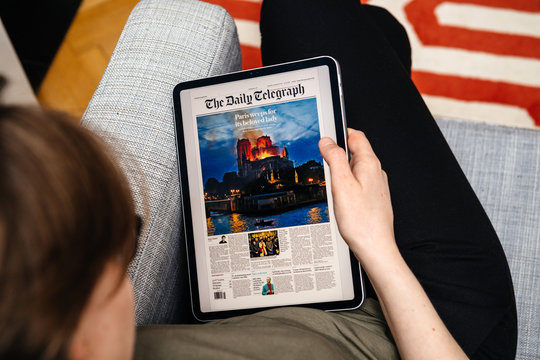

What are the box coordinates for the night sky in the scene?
[197,97,323,184]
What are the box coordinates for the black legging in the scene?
[260,1,517,358]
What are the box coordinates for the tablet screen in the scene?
[174,57,363,319]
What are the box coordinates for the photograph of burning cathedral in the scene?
[197,98,329,235]
[236,135,293,181]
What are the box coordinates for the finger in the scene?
[381,170,392,201]
[319,137,353,181]
[347,129,382,175]
[347,129,376,159]
[382,169,388,183]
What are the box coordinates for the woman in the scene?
[0,1,516,358]
[0,103,138,359]
[0,101,464,359]
[258,239,267,256]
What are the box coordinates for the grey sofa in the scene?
[81,0,539,359]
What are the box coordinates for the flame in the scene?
[259,149,279,159]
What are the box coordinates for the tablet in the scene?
[173,56,364,321]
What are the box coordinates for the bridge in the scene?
[205,199,232,215]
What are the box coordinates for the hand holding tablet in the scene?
[319,130,395,262]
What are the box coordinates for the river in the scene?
[207,202,329,236]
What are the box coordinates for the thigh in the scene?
[260,0,516,356]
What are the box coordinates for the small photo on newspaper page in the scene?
[248,230,280,258]
[197,97,329,236]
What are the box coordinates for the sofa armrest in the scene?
[437,118,540,360]
[81,0,241,324]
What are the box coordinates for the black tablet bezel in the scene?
[173,56,364,321]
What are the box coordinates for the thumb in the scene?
[319,137,352,182]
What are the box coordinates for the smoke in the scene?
[241,129,264,145]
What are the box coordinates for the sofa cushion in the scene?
[437,118,540,360]
[81,0,241,324]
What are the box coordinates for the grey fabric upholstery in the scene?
[82,0,538,357]
[81,0,241,324]
[437,118,540,360]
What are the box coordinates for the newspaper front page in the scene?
[182,66,354,312]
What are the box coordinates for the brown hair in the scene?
[0,104,137,359]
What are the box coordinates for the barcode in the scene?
[214,291,226,300]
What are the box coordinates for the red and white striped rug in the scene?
[204,0,540,129]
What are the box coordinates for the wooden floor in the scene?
[37,0,139,120]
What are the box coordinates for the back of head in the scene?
[0,99,136,359]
